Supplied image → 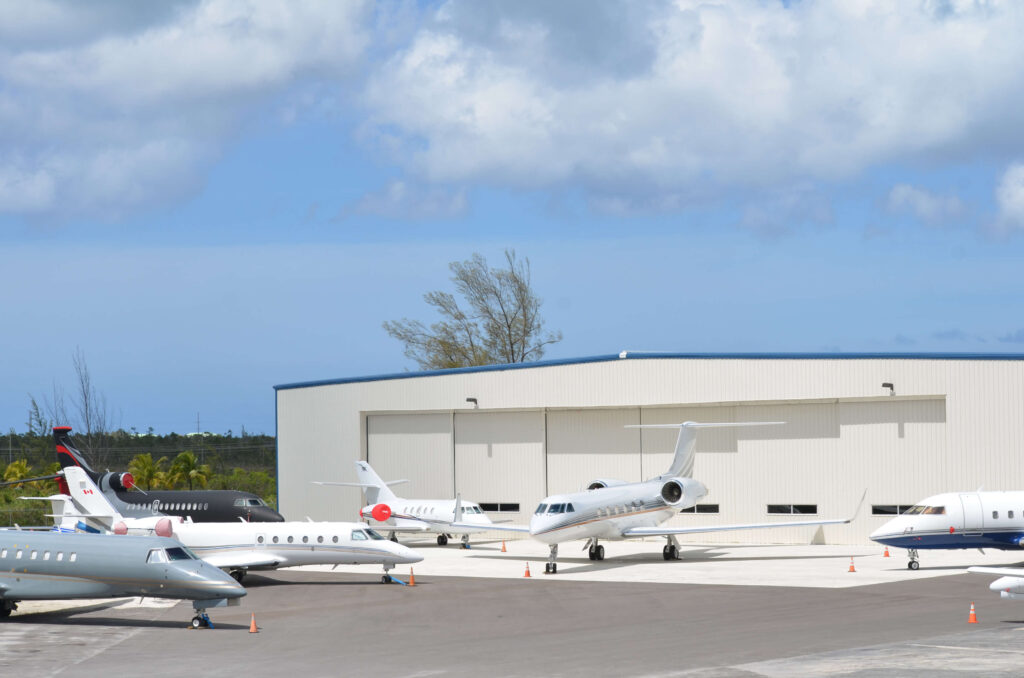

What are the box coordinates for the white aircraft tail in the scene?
[353,461,401,504]
[626,421,785,478]
[62,466,125,531]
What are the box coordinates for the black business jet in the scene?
[51,426,284,523]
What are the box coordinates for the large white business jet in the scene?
[870,491,1024,570]
[49,466,422,584]
[461,422,863,574]
[314,461,495,547]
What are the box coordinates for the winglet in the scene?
[846,489,868,523]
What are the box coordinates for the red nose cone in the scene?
[371,504,392,522]
[122,473,134,490]
[154,518,173,538]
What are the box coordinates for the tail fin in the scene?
[354,461,400,504]
[62,465,124,532]
[53,427,98,480]
[626,421,785,478]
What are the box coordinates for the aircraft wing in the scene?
[372,524,429,533]
[202,552,282,570]
[448,521,530,534]
[624,491,865,538]
[968,566,1024,577]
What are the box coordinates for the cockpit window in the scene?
[351,530,368,540]
[903,505,926,515]
[365,529,385,540]
[165,547,194,561]
[548,503,565,514]
[146,549,168,564]
[923,506,946,515]
[565,503,575,513]
[247,498,266,506]
[535,504,548,515]
[903,505,945,515]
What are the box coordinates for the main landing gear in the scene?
[437,534,448,546]
[907,549,920,570]
[461,534,471,549]
[190,612,213,629]
[585,538,605,561]
[229,568,247,583]
[663,535,680,561]
[0,601,17,618]
[544,544,559,574]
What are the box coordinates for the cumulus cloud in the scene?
[886,184,964,225]
[0,0,371,219]
[361,0,1024,213]
[995,163,1024,232]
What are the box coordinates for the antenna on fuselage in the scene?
[625,421,785,478]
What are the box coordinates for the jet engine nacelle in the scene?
[587,479,628,490]
[993,576,1024,596]
[102,472,135,492]
[660,477,708,507]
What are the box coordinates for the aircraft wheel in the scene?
[390,534,399,543]
[551,563,557,574]
[588,547,596,561]
[230,570,246,583]
[190,616,203,629]
[668,545,678,560]
[0,607,11,618]
[595,545,605,561]
[381,575,391,584]
[437,534,448,546]
[908,561,920,570]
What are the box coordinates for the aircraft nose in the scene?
[395,544,423,564]
[992,577,1013,593]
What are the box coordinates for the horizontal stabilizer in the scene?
[450,521,530,534]
[313,480,409,488]
[968,566,1024,578]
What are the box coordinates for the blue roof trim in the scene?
[273,351,1024,391]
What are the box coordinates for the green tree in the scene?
[383,249,562,369]
[167,451,210,491]
[3,459,32,483]
[128,453,168,490]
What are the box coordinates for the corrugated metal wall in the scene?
[276,357,1018,544]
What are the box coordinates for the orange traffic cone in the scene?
[524,562,531,578]
[968,602,978,624]
[848,557,856,573]
[409,568,416,587]
[501,540,507,553]
[249,613,259,633]
[883,546,890,558]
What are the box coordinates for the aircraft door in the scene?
[959,494,983,532]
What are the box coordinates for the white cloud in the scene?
[886,184,964,225]
[995,163,1024,232]
[0,0,371,219]
[344,180,467,220]
[361,0,1024,212]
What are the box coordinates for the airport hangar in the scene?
[275,352,1024,545]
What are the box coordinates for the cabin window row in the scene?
[255,529,384,545]
[0,548,77,562]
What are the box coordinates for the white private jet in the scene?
[457,421,863,574]
[870,491,1024,570]
[968,566,1024,599]
[314,461,496,547]
[46,466,423,584]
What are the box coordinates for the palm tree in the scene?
[168,451,210,491]
[2,459,32,483]
[128,453,168,491]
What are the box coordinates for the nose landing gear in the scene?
[544,544,559,574]
[907,549,920,570]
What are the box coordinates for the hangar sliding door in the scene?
[366,413,454,499]
[454,411,545,525]
[546,409,642,495]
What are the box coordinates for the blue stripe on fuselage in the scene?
[874,532,1024,550]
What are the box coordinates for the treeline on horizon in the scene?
[1,428,277,527]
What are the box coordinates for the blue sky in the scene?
[3,0,1024,435]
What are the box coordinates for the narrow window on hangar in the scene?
[767,504,818,515]
[871,505,915,516]
[479,503,521,512]
[680,504,720,514]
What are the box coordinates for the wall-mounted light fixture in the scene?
[466,397,478,408]
[882,382,895,396]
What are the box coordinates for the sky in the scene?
[3,0,1024,436]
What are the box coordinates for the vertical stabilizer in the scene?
[53,427,98,479]
[354,461,399,504]
[63,466,124,532]
[626,421,785,478]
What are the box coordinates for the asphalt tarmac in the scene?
[3,565,1024,677]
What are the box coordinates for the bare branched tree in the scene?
[33,348,118,467]
[384,249,562,370]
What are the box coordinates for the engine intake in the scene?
[661,479,685,505]
[587,478,627,490]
